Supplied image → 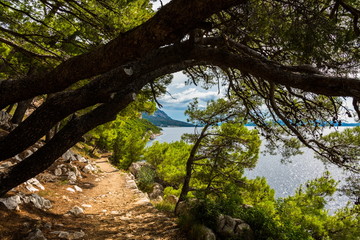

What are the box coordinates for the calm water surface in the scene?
[148,127,352,212]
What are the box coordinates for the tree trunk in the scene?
[11,98,32,124]
[0,92,135,197]
[175,125,209,212]
[0,0,241,108]
[0,43,198,161]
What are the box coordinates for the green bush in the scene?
[137,165,156,193]
[154,201,175,213]
[190,200,221,230]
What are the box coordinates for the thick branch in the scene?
[0,92,135,197]
[187,45,360,98]
[0,0,242,108]
[0,42,200,160]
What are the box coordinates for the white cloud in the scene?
[155,71,227,121]
[160,87,220,105]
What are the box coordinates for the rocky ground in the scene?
[0,149,187,240]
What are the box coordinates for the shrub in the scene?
[154,201,175,213]
[136,165,156,193]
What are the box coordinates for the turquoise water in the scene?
[147,127,351,212]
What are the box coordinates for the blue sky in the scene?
[158,72,225,122]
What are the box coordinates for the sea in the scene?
[147,126,354,212]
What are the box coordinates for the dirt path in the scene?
[0,157,187,240]
[56,157,186,240]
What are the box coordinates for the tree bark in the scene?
[176,125,209,212]
[0,42,199,161]
[0,0,242,108]
[11,98,32,124]
[0,92,136,197]
[1,41,360,161]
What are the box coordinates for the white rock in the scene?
[67,171,77,184]
[27,178,45,190]
[0,195,22,210]
[69,163,82,177]
[81,204,92,208]
[126,180,137,189]
[62,150,77,161]
[25,183,39,192]
[66,187,75,193]
[69,206,84,216]
[76,155,88,163]
[110,211,119,215]
[28,194,52,209]
[83,164,96,173]
[74,185,82,192]
[54,168,62,176]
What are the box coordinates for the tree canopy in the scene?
[0,0,359,196]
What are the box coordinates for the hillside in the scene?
[142,110,194,127]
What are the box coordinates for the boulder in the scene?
[149,183,164,200]
[69,163,82,177]
[74,185,83,192]
[62,150,77,161]
[216,214,254,240]
[83,164,97,173]
[189,224,216,240]
[0,193,52,210]
[75,154,88,163]
[0,195,22,210]
[26,228,47,240]
[27,194,52,210]
[24,178,45,192]
[66,187,75,193]
[54,168,62,176]
[128,161,152,178]
[67,171,77,184]
[69,206,84,216]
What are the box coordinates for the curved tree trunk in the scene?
[0,92,135,197]
[0,0,241,108]
[0,42,198,161]
[175,125,209,212]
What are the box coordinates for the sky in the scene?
[157,72,225,122]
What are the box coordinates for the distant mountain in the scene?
[142,110,194,127]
